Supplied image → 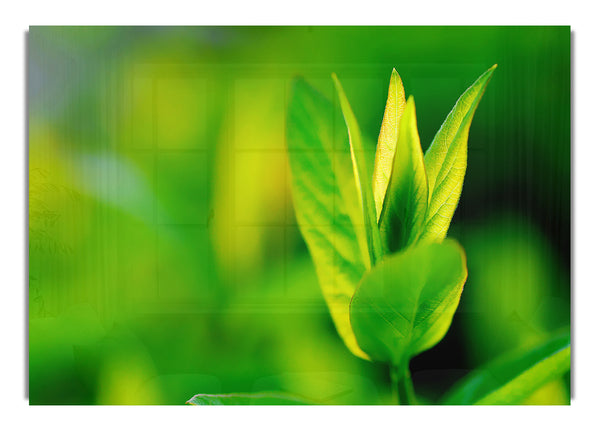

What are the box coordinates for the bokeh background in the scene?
[28,26,570,404]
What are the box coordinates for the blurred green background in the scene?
[28,26,570,405]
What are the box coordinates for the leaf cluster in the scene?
[288,66,496,366]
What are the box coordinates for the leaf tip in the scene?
[485,64,498,78]
[390,68,405,91]
[331,72,344,94]
[477,64,498,89]
[404,95,417,116]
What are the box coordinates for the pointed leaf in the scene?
[286,77,369,359]
[421,65,496,242]
[373,68,406,220]
[350,239,467,366]
[187,392,312,405]
[332,73,384,265]
[378,96,428,253]
[443,331,570,405]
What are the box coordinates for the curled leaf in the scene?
[378,96,428,253]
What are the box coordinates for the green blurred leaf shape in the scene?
[443,331,570,405]
[460,215,569,364]
[333,73,384,265]
[286,78,369,359]
[378,96,428,253]
[187,392,312,405]
[372,68,406,221]
[421,64,497,242]
[349,240,467,367]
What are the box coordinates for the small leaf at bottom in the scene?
[349,239,467,366]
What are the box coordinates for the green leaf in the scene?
[286,77,369,359]
[187,392,312,405]
[373,68,406,221]
[378,96,428,253]
[349,239,467,366]
[443,331,571,405]
[332,73,384,266]
[421,65,496,242]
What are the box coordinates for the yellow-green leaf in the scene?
[286,77,369,359]
[378,96,428,253]
[421,65,496,242]
[332,73,384,266]
[350,239,467,366]
[373,68,406,221]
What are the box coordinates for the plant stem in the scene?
[390,361,417,405]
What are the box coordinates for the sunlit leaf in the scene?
[378,97,428,253]
[286,77,369,359]
[421,65,496,242]
[373,68,406,221]
[187,392,312,405]
[333,73,384,265]
[443,330,570,405]
[349,240,467,366]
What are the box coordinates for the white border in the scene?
[2,1,598,430]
